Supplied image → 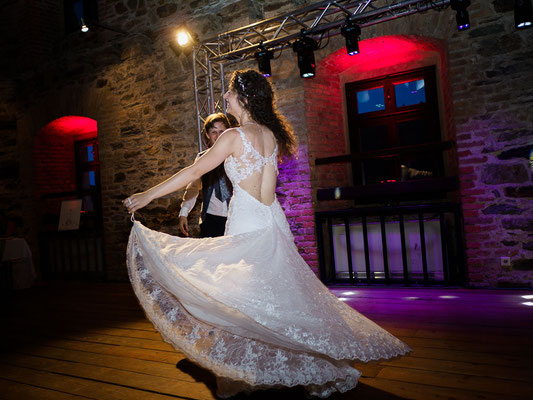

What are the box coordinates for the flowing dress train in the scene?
[127,128,410,398]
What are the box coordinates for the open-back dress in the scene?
[127,127,410,398]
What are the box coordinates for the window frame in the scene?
[345,66,442,186]
[74,138,101,219]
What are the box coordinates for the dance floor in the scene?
[1,282,532,399]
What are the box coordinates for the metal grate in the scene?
[315,203,466,286]
[39,232,105,280]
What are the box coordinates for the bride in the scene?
[123,69,410,398]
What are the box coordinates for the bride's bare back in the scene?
[225,124,278,206]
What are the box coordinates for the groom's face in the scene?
[206,121,228,147]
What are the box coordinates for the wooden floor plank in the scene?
[0,364,206,400]
[376,366,533,397]
[399,336,533,356]
[358,377,526,400]
[1,353,215,398]
[1,356,215,400]
[405,346,531,369]
[0,378,93,400]
[7,336,180,364]
[380,355,533,382]
[10,344,196,382]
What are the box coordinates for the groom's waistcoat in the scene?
[198,150,232,220]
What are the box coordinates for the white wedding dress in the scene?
[127,128,410,398]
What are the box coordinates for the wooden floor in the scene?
[1,282,532,400]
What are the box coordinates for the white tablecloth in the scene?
[1,238,36,289]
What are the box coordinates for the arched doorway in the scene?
[34,116,104,278]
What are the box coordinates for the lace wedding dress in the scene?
[127,127,410,398]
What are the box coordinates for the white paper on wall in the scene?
[58,199,82,231]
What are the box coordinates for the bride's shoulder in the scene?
[216,127,241,147]
[220,127,244,141]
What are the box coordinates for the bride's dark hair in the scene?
[229,69,297,158]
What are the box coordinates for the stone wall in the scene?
[0,0,532,286]
[447,1,533,286]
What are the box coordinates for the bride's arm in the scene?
[124,129,237,213]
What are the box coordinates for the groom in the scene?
[178,113,233,237]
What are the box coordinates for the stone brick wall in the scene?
[33,132,77,199]
[0,0,532,286]
[446,1,533,286]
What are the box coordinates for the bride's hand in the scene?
[123,192,153,214]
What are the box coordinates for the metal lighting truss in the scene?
[192,0,450,148]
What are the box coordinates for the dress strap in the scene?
[235,127,255,156]
[235,127,248,145]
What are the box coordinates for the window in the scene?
[75,138,101,225]
[345,66,443,186]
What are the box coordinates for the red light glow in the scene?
[317,35,445,75]
[41,116,97,139]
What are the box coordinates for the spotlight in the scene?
[450,0,471,31]
[254,43,274,77]
[341,19,361,56]
[292,34,318,78]
[515,0,533,29]
[177,30,192,46]
[80,17,89,33]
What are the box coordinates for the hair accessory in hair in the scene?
[236,74,247,95]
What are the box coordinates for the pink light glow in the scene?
[41,116,97,138]
[318,35,445,75]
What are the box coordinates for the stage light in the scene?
[515,0,533,29]
[80,18,89,33]
[293,35,318,78]
[254,44,274,77]
[341,19,361,56]
[177,30,192,46]
[450,0,471,31]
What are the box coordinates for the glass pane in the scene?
[82,195,94,212]
[77,142,97,163]
[394,79,426,107]
[357,87,385,114]
[81,170,97,190]
[89,170,96,186]
[360,125,388,151]
[87,145,94,162]
[397,119,429,146]
[363,159,396,185]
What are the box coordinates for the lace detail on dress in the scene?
[127,230,363,399]
[224,127,278,185]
